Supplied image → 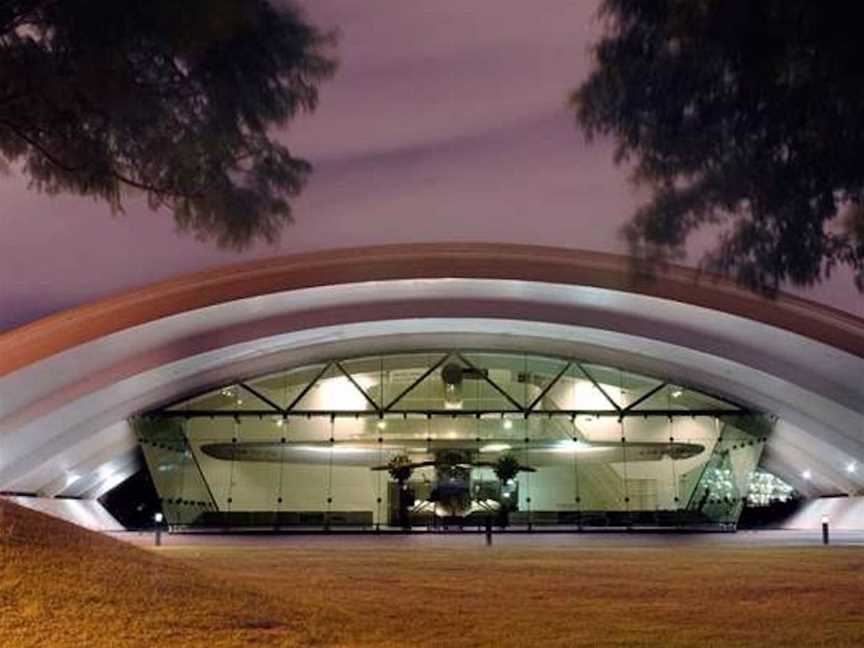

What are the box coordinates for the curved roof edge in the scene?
[3,242,864,375]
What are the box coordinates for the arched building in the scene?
[1,244,862,530]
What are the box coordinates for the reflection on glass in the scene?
[136,352,769,531]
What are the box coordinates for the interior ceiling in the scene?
[1,245,862,502]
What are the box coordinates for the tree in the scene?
[572,1,864,293]
[492,454,522,528]
[0,1,335,248]
[386,455,415,530]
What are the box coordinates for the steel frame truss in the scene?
[150,352,751,420]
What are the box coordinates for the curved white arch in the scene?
[1,246,862,503]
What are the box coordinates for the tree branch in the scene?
[0,118,80,172]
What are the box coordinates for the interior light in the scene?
[503,419,513,430]
[377,420,387,430]
[671,388,683,398]
[572,381,611,410]
[319,375,374,410]
[551,439,604,453]
[480,443,512,453]
[294,444,370,455]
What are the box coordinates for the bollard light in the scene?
[154,511,164,547]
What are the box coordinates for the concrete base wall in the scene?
[2,495,123,532]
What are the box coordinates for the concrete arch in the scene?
[1,244,862,502]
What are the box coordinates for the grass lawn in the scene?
[2,501,864,646]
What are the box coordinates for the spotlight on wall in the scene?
[802,469,812,480]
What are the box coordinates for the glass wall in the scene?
[134,351,769,530]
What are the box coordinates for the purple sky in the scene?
[1,0,861,331]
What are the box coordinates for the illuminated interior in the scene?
[135,351,770,530]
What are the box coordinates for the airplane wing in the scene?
[198,442,415,467]
[198,438,704,466]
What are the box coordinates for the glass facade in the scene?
[135,351,770,531]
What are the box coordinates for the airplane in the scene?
[200,437,705,521]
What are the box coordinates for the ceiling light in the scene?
[671,388,683,398]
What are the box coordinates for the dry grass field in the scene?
[2,500,864,647]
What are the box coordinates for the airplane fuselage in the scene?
[428,460,474,518]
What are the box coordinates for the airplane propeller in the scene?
[370,455,536,475]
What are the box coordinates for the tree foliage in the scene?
[572,0,864,292]
[0,0,335,248]
[386,455,414,484]
[493,455,521,484]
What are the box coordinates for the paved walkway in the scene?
[110,528,864,549]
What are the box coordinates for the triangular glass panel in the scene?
[519,355,572,410]
[616,369,665,410]
[291,364,377,412]
[448,353,525,412]
[630,384,740,412]
[245,363,328,410]
[337,356,386,409]
[163,384,278,413]
[579,363,659,410]
[457,352,530,408]
[380,353,450,410]
[543,364,620,413]
[387,353,471,412]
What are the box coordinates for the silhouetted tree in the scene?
[0,1,335,248]
[573,1,864,293]
[493,454,521,528]
[386,455,415,530]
